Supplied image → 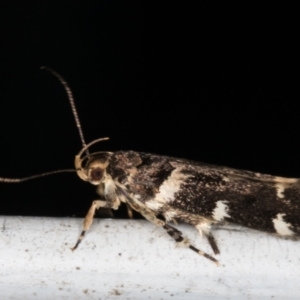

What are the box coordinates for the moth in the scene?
[1,67,300,266]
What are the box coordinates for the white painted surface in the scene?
[0,216,299,299]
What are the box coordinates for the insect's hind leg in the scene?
[163,224,220,266]
[205,232,220,255]
[196,223,220,255]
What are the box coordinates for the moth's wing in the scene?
[162,157,300,236]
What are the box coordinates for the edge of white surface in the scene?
[0,216,299,299]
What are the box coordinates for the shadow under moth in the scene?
[1,67,300,266]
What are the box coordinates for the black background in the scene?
[0,2,299,218]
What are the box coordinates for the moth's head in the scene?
[75,137,112,185]
[75,154,112,185]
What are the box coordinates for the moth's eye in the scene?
[90,168,104,182]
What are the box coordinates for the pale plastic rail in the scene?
[0,216,299,299]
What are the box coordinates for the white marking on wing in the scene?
[272,213,294,236]
[155,168,190,203]
[212,200,231,221]
[275,183,285,198]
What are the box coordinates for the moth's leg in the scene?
[116,185,219,265]
[196,223,220,255]
[126,204,134,219]
[71,200,107,251]
[163,224,220,266]
[205,232,219,255]
[117,188,165,226]
[138,206,219,265]
[71,177,121,250]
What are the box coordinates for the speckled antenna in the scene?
[0,169,75,183]
[0,67,91,182]
[41,66,88,154]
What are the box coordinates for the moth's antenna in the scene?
[75,138,110,176]
[77,137,110,158]
[0,169,76,183]
[41,66,88,152]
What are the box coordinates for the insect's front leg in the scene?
[71,200,109,250]
[72,176,120,250]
